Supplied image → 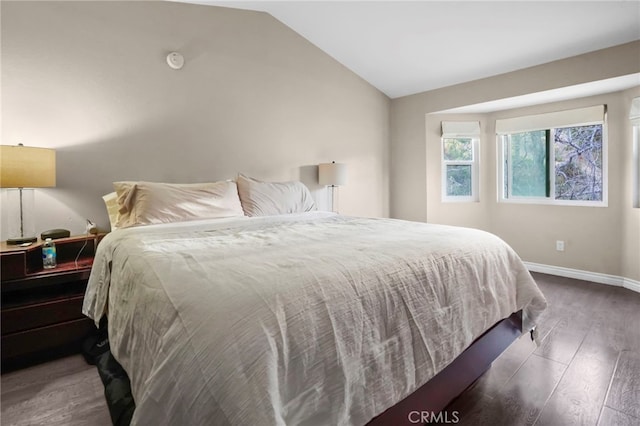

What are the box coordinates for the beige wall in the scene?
[391,41,640,222]
[393,43,640,281]
[621,87,640,281]
[1,1,390,238]
[425,113,490,230]
[473,92,629,277]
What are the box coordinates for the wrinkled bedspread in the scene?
[83,212,546,425]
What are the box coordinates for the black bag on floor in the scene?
[96,350,135,426]
[82,316,110,365]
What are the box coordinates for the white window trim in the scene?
[631,96,640,208]
[497,116,608,207]
[633,125,640,208]
[441,137,480,203]
[496,105,604,134]
[441,121,481,203]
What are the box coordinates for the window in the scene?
[503,130,548,198]
[631,97,640,208]
[497,105,607,206]
[441,121,480,202]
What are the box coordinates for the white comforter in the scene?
[83,212,546,426]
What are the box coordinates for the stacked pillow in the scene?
[112,181,245,229]
[236,174,316,217]
[103,176,316,229]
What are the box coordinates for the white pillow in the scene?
[236,174,317,217]
[102,192,119,231]
[113,181,244,228]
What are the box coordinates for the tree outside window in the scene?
[443,138,473,197]
[502,124,604,204]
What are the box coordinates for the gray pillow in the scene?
[236,174,317,217]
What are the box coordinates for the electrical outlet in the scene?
[556,240,565,252]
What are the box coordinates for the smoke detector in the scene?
[166,52,184,70]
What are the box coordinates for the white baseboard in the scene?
[624,277,640,293]
[523,262,640,294]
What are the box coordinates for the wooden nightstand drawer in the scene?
[1,234,106,372]
[0,251,28,280]
[1,317,94,361]
[1,294,86,334]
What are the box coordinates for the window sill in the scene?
[498,198,608,207]
[442,198,480,203]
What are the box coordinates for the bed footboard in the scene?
[367,311,523,425]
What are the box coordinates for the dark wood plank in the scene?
[441,385,495,426]
[598,407,640,426]
[534,315,589,365]
[534,340,619,426]
[494,354,566,425]
[0,355,111,426]
[453,354,567,426]
[471,333,536,397]
[450,273,640,426]
[605,350,640,419]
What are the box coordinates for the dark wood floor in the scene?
[0,354,111,426]
[443,272,640,426]
[1,272,639,425]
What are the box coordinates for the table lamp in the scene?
[318,161,347,213]
[0,144,56,244]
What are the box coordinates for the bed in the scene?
[83,209,547,425]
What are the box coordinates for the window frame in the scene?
[441,136,480,203]
[497,119,608,207]
[632,96,640,209]
[633,124,640,208]
[502,130,550,201]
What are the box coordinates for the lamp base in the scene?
[6,236,38,245]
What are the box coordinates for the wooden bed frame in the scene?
[367,311,523,425]
[94,310,524,426]
[94,310,523,426]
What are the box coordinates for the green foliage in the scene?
[443,138,473,197]
[554,125,603,201]
[443,138,473,161]
[446,165,472,196]
[508,131,547,197]
[505,125,603,202]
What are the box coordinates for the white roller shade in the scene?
[495,105,605,135]
[630,97,640,125]
[441,121,480,138]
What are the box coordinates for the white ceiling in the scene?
[177,1,640,99]
[436,73,640,113]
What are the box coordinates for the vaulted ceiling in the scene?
[176,1,640,99]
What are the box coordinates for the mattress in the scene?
[83,212,547,425]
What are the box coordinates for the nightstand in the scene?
[1,234,105,372]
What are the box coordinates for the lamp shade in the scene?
[0,145,56,188]
[318,162,347,186]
